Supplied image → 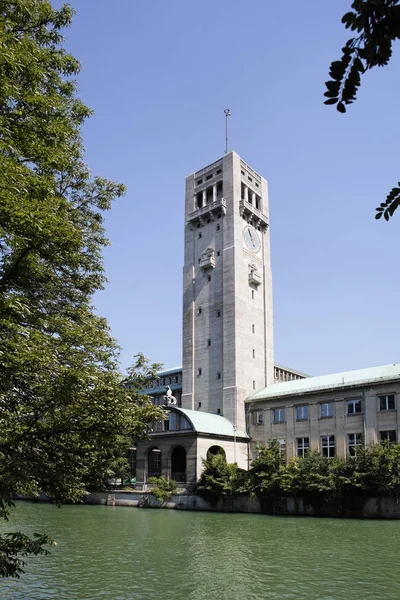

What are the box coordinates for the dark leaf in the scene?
[324,98,338,105]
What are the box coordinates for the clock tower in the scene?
[181,151,274,430]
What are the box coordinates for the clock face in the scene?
[243,225,260,252]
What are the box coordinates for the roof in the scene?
[247,363,400,403]
[157,366,182,377]
[170,407,249,439]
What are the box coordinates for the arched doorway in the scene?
[171,446,186,482]
[207,445,226,460]
[147,447,162,479]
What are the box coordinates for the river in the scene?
[1,501,400,600]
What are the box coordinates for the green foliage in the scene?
[325,1,400,219]
[148,476,177,503]
[198,441,400,513]
[195,454,247,506]
[0,532,55,579]
[0,0,163,577]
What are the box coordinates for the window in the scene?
[216,169,222,175]
[217,225,220,231]
[297,437,309,458]
[321,435,335,458]
[198,232,202,239]
[252,349,255,358]
[217,372,221,379]
[216,181,223,194]
[174,376,179,383]
[296,405,309,421]
[380,430,397,445]
[163,419,170,431]
[198,307,202,314]
[278,439,286,458]
[241,170,245,176]
[253,380,256,390]
[207,339,211,346]
[198,258,201,264]
[196,179,203,185]
[273,408,285,423]
[348,433,363,456]
[162,378,166,385]
[248,176,253,182]
[347,399,362,415]
[207,275,211,282]
[197,223,201,228]
[217,408,221,415]
[217,213,221,219]
[251,411,263,425]
[197,368,202,376]
[217,251,220,256]
[206,173,213,180]
[252,290,254,299]
[207,218,210,224]
[252,324,255,333]
[217,310,221,317]
[379,394,395,411]
[320,402,334,418]
[255,182,259,188]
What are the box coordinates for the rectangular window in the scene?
[206,173,213,180]
[252,324,255,333]
[348,433,363,456]
[196,179,203,185]
[198,307,202,314]
[252,349,255,358]
[198,232,202,239]
[273,408,285,423]
[217,225,220,231]
[380,430,397,445]
[320,402,334,418]
[296,405,309,421]
[216,169,222,175]
[207,275,211,282]
[252,290,254,299]
[347,399,362,415]
[217,372,221,379]
[163,419,170,431]
[278,439,286,458]
[162,378,166,385]
[217,251,220,256]
[321,435,335,458]
[216,181,223,194]
[253,380,256,390]
[197,368,202,376]
[297,437,309,458]
[379,394,395,411]
[207,339,211,346]
[251,411,263,425]
[217,310,221,317]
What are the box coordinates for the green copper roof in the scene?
[171,407,249,439]
[247,363,400,402]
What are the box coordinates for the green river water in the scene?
[1,501,400,600]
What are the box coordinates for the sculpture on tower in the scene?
[163,385,177,405]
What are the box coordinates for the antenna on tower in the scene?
[224,109,231,154]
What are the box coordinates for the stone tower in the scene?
[181,151,274,430]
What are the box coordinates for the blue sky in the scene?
[58,0,400,376]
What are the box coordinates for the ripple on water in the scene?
[1,504,400,600]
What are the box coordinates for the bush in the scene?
[147,476,177,503]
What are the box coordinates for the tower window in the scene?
[252,290,254,299]
[253,380,256,389]
[217,408,221,415]
[217,251,220,256]
[198,368,202,376]
[241,170,245,176]
[207,339,211,346]
[198,258,201,264]
[217,225,220,231]
[198,232,202,239]
[248,176,253,182]
[197,223,200,228]
[206,174,213,180]
[196,179,203,185]
[217,310,221,317]
[216,169,222,175]
[252,324,255,333]
[217,181,223,194]
[198,307,202,314]
[217,372,221,379]
[207,275,211,282]
[252,349,255,358]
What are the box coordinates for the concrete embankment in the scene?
[83,491,400,518]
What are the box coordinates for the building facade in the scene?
[246,363,400,460]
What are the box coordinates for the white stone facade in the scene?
[182,152,274,430]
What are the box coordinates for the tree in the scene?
[324,0,400,220]
[196,454,246,506]
[0,1,163,577]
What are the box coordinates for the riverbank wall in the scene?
[82,491,400,519]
